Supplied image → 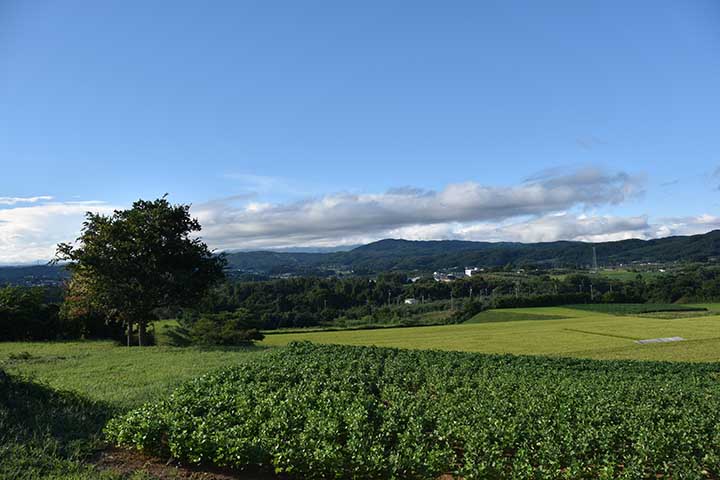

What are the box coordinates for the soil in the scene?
[95,446,462,479]
[94,446,283,480]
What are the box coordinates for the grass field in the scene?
[464,309,570,323]
[260,305,720,362]
[566,303,708,315]
[0,341,266,408]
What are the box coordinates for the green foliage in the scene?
[55,196,226,345]
[0,286,62,341]
[107,342,720,479]
[449,298,487,323]
[490,292,590,309]
[0,285,122,342]
[193,265,720,331]
[185,309,265,346]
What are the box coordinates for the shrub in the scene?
[449,298,487,323]
[0,286,61,341]
[491,292,589,308]
[186,309,264,346]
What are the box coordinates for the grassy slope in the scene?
[464,309,570,323]
[565,303,707,314]
[0,341,267,409]
[260,306,720,362]
[0,342,267,480]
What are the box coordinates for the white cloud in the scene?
[452,213,653,243]
[0,195,54,205]
[653,214,720,238]
[0,201,116,264]
[1,169,718,263]
[195,167,644,249]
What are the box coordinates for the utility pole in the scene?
[450,291,455,311]
[592,247,598,272]
[590,283,594,301]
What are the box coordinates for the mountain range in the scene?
[2,230,719,284]
[224,230,720,273]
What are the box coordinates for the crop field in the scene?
[261,305,720,362]
[108,342,720,479]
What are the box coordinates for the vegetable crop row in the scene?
[107,342,720,479]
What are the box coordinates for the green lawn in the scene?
[260,306,720,362]
[565,303,707,315]
[464,309,570,323]
[0,341,266,409]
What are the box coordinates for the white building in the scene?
[465,267,480,277]
[404,298,418,305]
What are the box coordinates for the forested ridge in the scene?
[3,230,719,280]
[225,230,720,273]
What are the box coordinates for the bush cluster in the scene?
[184,309,264,346]
[0,286,122,341]
[107,342,720,479]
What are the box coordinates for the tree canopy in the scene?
[55,196,225,345]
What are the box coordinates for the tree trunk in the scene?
[138,321,146,347]
[126,321,132,347]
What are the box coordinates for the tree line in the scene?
[4,264,720,342]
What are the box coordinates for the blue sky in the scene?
[1,0,719,263]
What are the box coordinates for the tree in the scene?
[55,196,225,346]
[58,268,120,339]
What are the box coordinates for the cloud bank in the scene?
[195,168,644,249]
[0,167,718,263]
[0,201,116,264]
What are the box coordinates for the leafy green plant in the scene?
[107,342,720,479]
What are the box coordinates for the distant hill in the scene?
[2,230,719,283]
[0,264,69,286]
[224,230,720,273]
